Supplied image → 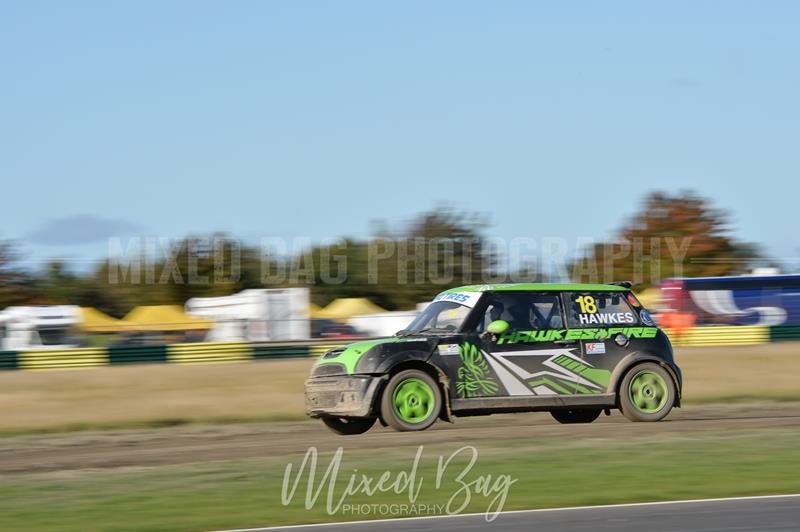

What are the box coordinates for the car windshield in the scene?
[402,301,472,334]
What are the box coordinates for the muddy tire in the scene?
[619,363,676,422]
[380,370,442,432]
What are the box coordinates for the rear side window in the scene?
[565,292,638,327]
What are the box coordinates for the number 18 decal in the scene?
[575,295,597,314]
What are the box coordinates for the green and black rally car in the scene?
[305,283,682,434]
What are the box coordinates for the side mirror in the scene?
[486,320,509,335]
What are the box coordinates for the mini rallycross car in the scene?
[305,283,682,434]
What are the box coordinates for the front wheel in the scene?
[321,416,376,435]
[550,409,602,424]
[380,369,442,432]
[619,363,676,422]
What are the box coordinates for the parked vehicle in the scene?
[311,319,363,339]
[0,306,80,351]
[186,288,310,341]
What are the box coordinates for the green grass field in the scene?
[1,428,799,531]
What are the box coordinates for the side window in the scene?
[479,293,563,331]
[566,292,638,327]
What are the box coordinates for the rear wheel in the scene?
[619,363,675,422]
[550,409,602,424]
[321,416,376,435]
[380,369,442,432]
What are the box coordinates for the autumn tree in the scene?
[570,191,760,287]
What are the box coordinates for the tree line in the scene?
[0,192,761,317]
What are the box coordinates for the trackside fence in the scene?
[0,341,348,371]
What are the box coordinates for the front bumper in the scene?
[305,375,386,418]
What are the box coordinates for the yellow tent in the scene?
[79,307,123,333]
[315,298,386,320]
[121,305,212,332]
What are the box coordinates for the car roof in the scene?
[442,283,628,293]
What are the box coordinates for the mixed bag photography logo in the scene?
[281,445,517,521]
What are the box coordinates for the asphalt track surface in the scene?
[236,495,800,532]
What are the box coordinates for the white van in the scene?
[0,305,80,351]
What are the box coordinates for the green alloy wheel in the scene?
[619,362,676,422]
[630,371,668,413]
[381,369,442,431]
[393,378,436,423]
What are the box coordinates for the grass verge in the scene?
[1,428,799,531]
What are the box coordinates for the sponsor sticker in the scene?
[437,344,461,356]
[640,310,655,326]
[498,327,658,344]
[585,342,606,354]
[433,291,483,308]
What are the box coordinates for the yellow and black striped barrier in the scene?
[663,326,770,347]
[0,339,354,371]
[18,348,108,370]
[168,342,252,364]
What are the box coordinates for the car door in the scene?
[478,292,580,396]
[562,291,640,394]
[413,294,495,399]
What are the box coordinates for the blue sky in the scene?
[1,1,798,268]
